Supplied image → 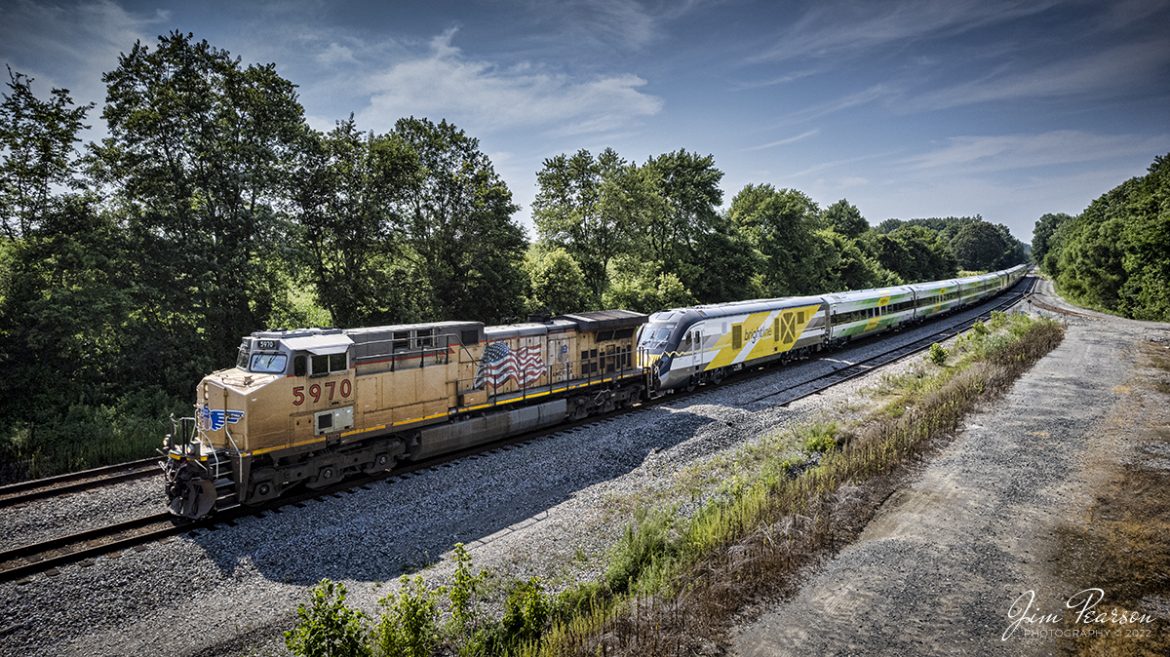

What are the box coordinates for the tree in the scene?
[950,221,1010,271]
[821,199,868,238]
[533,148,641,302]
[0,68,91,239]
[1048,154,1170,320]
[1031,212,1071,268]
[687,217,762,303]
[728,184,823,295]
[394,117,527,323]
[810,229,890,291]
[524,247,590,316]
[643,150,724,285]
[861,225,956,282]
[293,118,425,327]
[602,256,695,313]
[92,31,307,391]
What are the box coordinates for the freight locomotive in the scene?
[163,265,1028,517]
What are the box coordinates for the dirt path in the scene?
[731,286,1170,656]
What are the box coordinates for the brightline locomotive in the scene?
[163,265,1027,517]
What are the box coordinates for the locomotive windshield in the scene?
[248,352,287,374]
[638,323,676,353]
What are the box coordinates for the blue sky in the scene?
[2,0,1168,241]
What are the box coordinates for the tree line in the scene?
[0,32,1026,479]
[1032,153,1170,321]
[527,150,1025,316]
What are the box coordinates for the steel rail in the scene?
[0,458,161,509]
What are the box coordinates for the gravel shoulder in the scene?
[0,293,1026,657]
[731,283,1170,656]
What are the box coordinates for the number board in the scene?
[256,340,277,349]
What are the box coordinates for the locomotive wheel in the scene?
[363,453,394,473]
[306,465,337,489]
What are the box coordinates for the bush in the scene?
[448,543,488,637]
[928,342,949,366]
[376,576,441,657]
[801,422,838,454]
[498,577,551,648]
[604,508,676,594]
[285,579,371,657]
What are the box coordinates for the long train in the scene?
[163,264,1028,517]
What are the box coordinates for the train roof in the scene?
[556,309,647,331]
[822,285,915,304]
[648,295,826,325]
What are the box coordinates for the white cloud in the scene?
[752,0,1064,63]
[901,130,1168,174]
[911,39,1170,110]
[0,0,166,108]
[356,28,663,136]
[316,42,358,66]
[521,0,710,51]
[741,128,819,151]
[770,83,898,126]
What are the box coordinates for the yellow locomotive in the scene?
[163,310,646,518]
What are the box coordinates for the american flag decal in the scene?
[475,341,545,388]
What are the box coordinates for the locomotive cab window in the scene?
[248,352,287,374]
[310,352,349,377]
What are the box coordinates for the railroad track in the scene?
[0,277,1038,584]
[1028,295,1096,319]
[0,458,161,509]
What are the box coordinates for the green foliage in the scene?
[285,579,372,657]
[533,148,729,307]
[810,228,890,291]
[821,198,868,238]
[604,508,677,594]
[860,224,957,283]
[801,422,838,454]
[523,247,590,316]
[1044,153,1170,321]
[642,150,726,291]
[93,31,307,389]
[602,260,696,313]
[293,118,427,327]
[951,221,1012,271]
[1031,212,1072,267]
[498,578,552,649]
[0,68,91,239]
[376,576,441,657]
[533,148,643,303]
[448,543,488,638]
[872,216,1023,275]
[394,117,527,324]
[928,342,949,366]
[728,184,824,295]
